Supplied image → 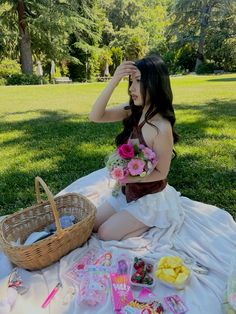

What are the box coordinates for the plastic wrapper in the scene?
[130,257,155,288]
[77,266,109,307]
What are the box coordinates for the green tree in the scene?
[0,4,18,60]
[205,5,236,71]
[169,0,233,71]
[110,26,149,60]
[67,1,104,81]
[0,0,100,74]
[110,46,123,75]
[0,1,34,73]
[100,0,171,60]
[141,0,172,50]
[101,0,142,31]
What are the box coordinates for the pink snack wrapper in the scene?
[164,295,188,314]
[110,273,134,312]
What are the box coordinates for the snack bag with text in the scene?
[110,273,134,312]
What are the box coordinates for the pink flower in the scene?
[142,147,156,160]
[123,168,129,177]
[111,167,125,180]
[127,159,145,176]
[119,168,129,184]
[118,144,134,159]
[138,144,145,150]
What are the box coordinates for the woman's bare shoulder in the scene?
[148,114,172,135]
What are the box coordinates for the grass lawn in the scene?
[0,74,235,216]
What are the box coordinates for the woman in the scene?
[89,55,184,241]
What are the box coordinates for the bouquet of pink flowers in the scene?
[106,139,158,196]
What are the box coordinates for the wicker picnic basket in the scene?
[0,177,96,270]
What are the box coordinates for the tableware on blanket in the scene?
[0,177,96,270]
[183,256,209,275]
[130,257,155,288]
[155,256,190,290]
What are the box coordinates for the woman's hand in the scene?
[111,61,137,85]
[89,61,136,123]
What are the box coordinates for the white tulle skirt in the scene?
[58,167,186,228]
[106,183,185,228]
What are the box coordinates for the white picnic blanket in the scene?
[0,168,236,314]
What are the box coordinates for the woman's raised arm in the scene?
[89,61,136,123]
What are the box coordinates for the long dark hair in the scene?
[115,55,179,150]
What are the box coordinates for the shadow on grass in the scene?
[169,154,236,217]
[0,99,235,215]
[0,110,121,214]
[175,98,236,117]
[207,78,236,82]
[174,99,236,143]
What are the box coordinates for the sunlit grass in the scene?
[0,74,235,216]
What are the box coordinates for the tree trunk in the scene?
[195,1,215,72]
[17,0,33,74]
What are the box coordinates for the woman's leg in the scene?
[93,201,116,232]
[121,227,150,240]
[97,211,150,241]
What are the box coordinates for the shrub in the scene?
[6,74,47,85]
[0,77,6,85]
[0,58,21,78]
[110,47,123,76]
[68,50,100,82]
[175,44,196,72]
[196,62,215,74]
[68,60,84,82]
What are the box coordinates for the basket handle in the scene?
[35,176,63,235]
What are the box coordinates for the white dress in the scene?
[58,167,185,228]
[106,181,184,228]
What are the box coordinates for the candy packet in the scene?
[164,295,188,314]
[138,287,157,302]
[78,265,109,307]
[65,248,110,284]
[94,251,113,268]
[112,253,131,275]
[119,287,164,314]
[110,273,134,312]
[123,299,164,314]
